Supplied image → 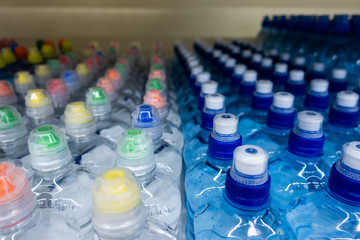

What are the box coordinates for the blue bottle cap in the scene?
[267,92,295,129]
[251,80,273,110]
[329,91,359,128]
[201,94,225,130]
[131,104,162,141]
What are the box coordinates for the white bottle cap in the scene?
[294,57,306,66]
[232,46,240,54]
[297,111,324,132]
[252,53,262,63]
[269,48,278,56]
[289,70,305,82]
[256,80,273,94]
[273,92,294,109]
[186,55,196,62]
[205,93,225,110]
[243,70,257,82]
[183,51,192,58]
[196,72,211,83]
[233,145,268,176]
[191,65,203,76]
[201,81,218,94]
[234,64,247,75]
[242,50,252,57]
[220,54,229,63]
[213,113,239,135]
[332,68,347,80]
[188,59,199,68]
[225,58,236,68]
[274,63,288,73]
[341,142,360,171]
[313,62,325,72]
[280,52,291,61]
[261,58,273,67]
[336,91,359,108]
[213,50,221,58]
[310,79,329,93]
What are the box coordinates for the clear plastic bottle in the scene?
[14,71,36,102]
[85,87,129,142]
[0,81,20,112]
[47,59,62,78]
[0,161,81,240]
[258,58,273,80]
[302,79,330,119]
[323,91,360,166]
[271,63,288,92]
[183,94,225,169]
[64,102,117,174]
[25,125,95,236]
[85,167,176,240]
[143,90,183,153]
[286,141,360,239]
[269,111,330,214]
[46,78,70,117]
[76,63,92,89]
[285,70,306,108]
[132,105,182,185]
[117,129,181,233]
[185,113,242,239]
[308,62,326,81]
[24,89,65,132]
[194,145,293,239]
[35,64,52,88]
[246,92,295,158]
[238,80,274,138]
[62,70,82,100]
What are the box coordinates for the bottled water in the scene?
[117,128,181,233]
[64,102,117,174]
[0,81,24,114]
[302,79,330,119]
[329,68,348,100]
[227,70,257,115]
[14,71,36,102]
[194,145,293,239]
[238,80,273,138]
[259,58,273,80]
[76,63,92,88]
[183,94,225,168]
[194,71,211,98]
[230,64,246,87]
[269,111,330,214]
[246,92,296,159]
[34,64,51,88]
[46,78,70,117]
[286,141,360,239]
[48,59,62,78]
[24,89,65,131]
[291,56,307,72]
[143,90,183,152]
[285,70,305,108]
[25,125,95,236]
[323,91,360,166]
[248,53,262,71]
[308,62,326,81]
[85,87,129,141]
[62,70,82,100]
[85,167,176,239]
[132,104,182,185]
[272,63,288,91]
[0,161,80,240]
[185,113,242,239]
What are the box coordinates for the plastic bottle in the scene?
[272,63,288,91]
[117,129,181,233]
[285,69,306,108]
[237,80,273,138]
[0,80,23,113]
[47,59,62,78]
[183,94,225,168]
[76,63,92,88]
[269,111,329,214]
[323,91,360,166]
[34,64,51,88]
[0,161,81,239]
[230,64,247,87]
[302,79,330,118]
[329,68,348,97]
[308,62,326,80]
[46,78,70,117]
[132,105,182,185]
[62,70,82,100]
[64,102,118,174]
[286,141,360,239]
[185,113,242,239]
[246,92,295,158]
[25,125,95,236]
[14,71,36,102]
[194,145,293,239]
[85,167,176,239]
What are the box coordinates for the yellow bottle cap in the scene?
[15,71,34,85]
[35,64,51,77]
[61,40,73,53]
[0,56,7,69]
[1,48,16,64]
[25,89,52,108]
[28,48,43,64]
[41,44,56,59]
[64,102,94,124]
[76,63,90,76]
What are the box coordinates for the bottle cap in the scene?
[46,79,70,108]
[14,46,27,61]
[1,48,16,64]
[96,77,119,102]
[310,79,329,92]
[0,106,27,142]
[341,142,360,171]
[273,92,294,109]
[201,81,218,94]
[196,72,211,83]
[256,80,273,94]
[14,71,36,96]
[0,81,17,106]
[280,52,291,61]
[242,50,252,57]
[332,68,347,80]
[274,63,288,73]
[61,40,73,53]
[225,58,236,68]
[205,93,225,110]
[289,70,305,82]
[131,105,162,141]
[76,63,90,76]
[251,53,262,63]
[336,91,359,108]
[41,44,56,59]
[190,65,203,76]
[149,70,165,82]
[0,57,6,69]
[219,54,229,63]
[64,102,97,137]
[294,57,306,65]
[213,113,238,135]
[143,90,168,118]
[25,89,54,118]
[234,64,247,75]
[243,70,257,82]
[297,111,323,132]
[313,62,325,72]
[28,125,72,172]
[233,145,268,176]
[106,68,122,90]
[47,59,61,77]
[261,58,273,67]
[146,78,165,91]
[35,64,51,77]
[27,48,43,64]
[0,162,37,229]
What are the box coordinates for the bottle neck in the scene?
[70,133,97,143]
[0,209,39,236]
[138,168,156,185]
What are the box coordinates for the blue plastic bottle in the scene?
[308,62,326,81]
[269,111,330,214]
[286,141,360,239]
[238,80,273,138]
[185,113,242,239]
[239,49,252,66]
[194,145,294,239]
[272,63,288,91]
[259,57,273,80]
[329,68,348,99]
[323,91,360,166]
[230,64,247,88]
[285,69,306,108]
[248,53,262,71]
[302,79,330,119]
[183,93,225,169]
[246,92,295,158]
[291,56,307,72]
